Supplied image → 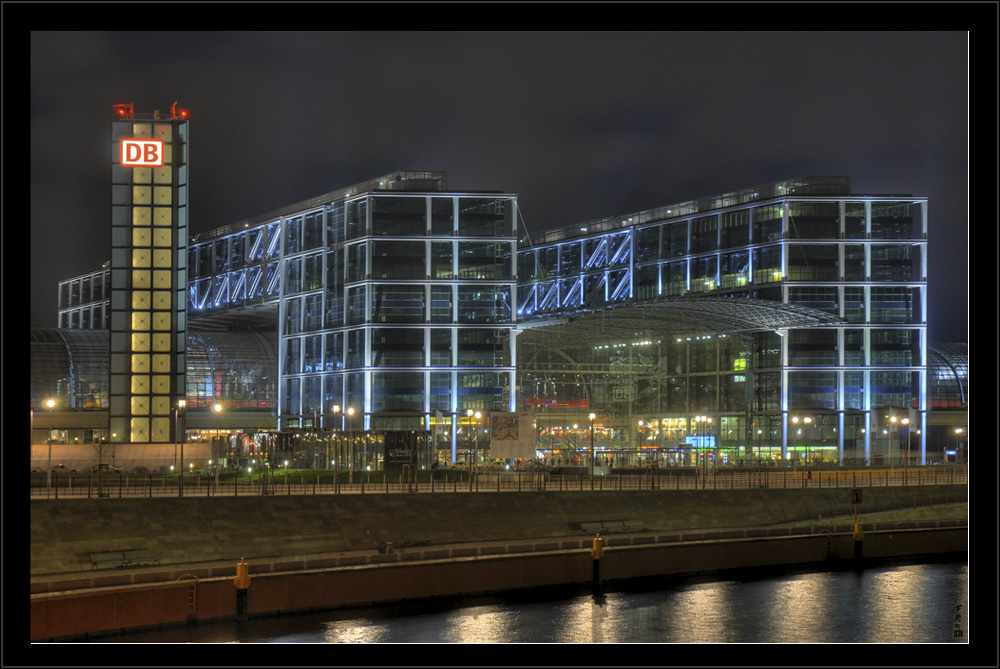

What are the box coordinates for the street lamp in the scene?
[213,403,222,485]
[176,399,186,497]
[45,399,55,489]
[792,416,812,466]
[347,407,355,483]
[330,404,341,471]
[589,413,596,477]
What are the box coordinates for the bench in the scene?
[123,550,160,567]
[91,552,128,569]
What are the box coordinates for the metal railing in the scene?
[29,466,968,499]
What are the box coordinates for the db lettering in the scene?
[120,138,164,167]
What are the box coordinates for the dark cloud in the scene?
[29,30,969,341]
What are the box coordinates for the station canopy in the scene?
[516,296,843,349]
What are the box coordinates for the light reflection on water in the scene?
[93,561,969,644]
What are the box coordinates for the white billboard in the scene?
[489,412,537,460]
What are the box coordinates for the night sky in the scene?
[28,30,970,341]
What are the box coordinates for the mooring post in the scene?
[591,534,604,588]
[234,557,251,622]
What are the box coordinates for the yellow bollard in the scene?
[234,557,251,590]
[591,534,604,589]
[590,534,604,560]
[234,557,251,622]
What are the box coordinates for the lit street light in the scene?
[46,399,55,489]
[589,412,596,478]
[176,399,186,497]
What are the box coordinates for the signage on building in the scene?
[120,138,164,167]
[490,412,537,459]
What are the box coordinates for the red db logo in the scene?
[120,138,164,167]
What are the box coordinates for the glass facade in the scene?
[49,173,946,466]
[517,177,929,466]
[184,173,518,456]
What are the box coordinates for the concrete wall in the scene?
[30,527,967,641]
[30,485,967,576]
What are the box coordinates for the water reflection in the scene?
[90,561,968,644]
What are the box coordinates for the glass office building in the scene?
[48,163,939,465]
[184,171,518,458]
[516,177,928,466]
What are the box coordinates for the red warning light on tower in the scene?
[120,138,164,167]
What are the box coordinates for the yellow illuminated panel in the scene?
[152,333,170,351]
[133,207,151,226]
[131,417,149,443]
[151,417,170,441]
[153,124,172,141]
[153,228,171,247]
[153,270,172,288]
[153,187,171,205]
[131,353,150,373]
[133,227,151,247]
[153,290,171,309]
[132,249,151,268]
[153,167,172,184]
[132,312,150,331]
[133,269,151,288]
[153,207,172,226]
[131,396,150,415]
[131,375,150,395]
[151,396,170,416]
[152,354,171,373]
[132,290,151,310]
[133,186,151,204]
[132,167,151,184]
[131,123,151,137]
[152,312,171,331]
[153,249,172,267]
[151,375,171,394]
[131,333,150,352]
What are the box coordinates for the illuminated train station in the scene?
[31,106,968,471]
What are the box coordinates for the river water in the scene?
[90,559,967,645]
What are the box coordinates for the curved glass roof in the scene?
[31,329,278,411]
[927,342,968,409]
[30,328,109,410]
[517,295,843,349]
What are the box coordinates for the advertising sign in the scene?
[120,138,164,167]
[490,412,537,459]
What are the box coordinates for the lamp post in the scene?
[792,416,812,466]
[589,412,596,478]
[330,404,341,471]
[695,415,712,486]
[45,399,55,489]
[213,403,222,486]
[176,399,186,497]
[347,407,355,483]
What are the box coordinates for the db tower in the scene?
[108,103,189,444]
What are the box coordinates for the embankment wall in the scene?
[30,526,966,641]
[30,485,967,576]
